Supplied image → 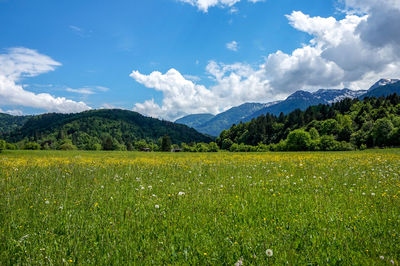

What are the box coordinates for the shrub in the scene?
[0,140,6,152]
[286,130,311,151]
[6,143,17,150]
[23,142,41,150]
[59,143,77,150]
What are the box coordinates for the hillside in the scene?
[362,79,400,98]
[244,89,366,121]
[218,94,400,151]
[175,113,215,128]
[3,109,213,149]
[0,113,30,133]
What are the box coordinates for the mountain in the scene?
[189,103,271,137]
[361,79,400,98]
[175,113,215,129]
[244,88,367,122]
[2,109,213,148]
[0,113,30,133]
[367,79,399,91]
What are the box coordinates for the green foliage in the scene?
[372,118,394,146]
[3,109,212,150]
[0,139,6,152]
[6,142,17,150]
[23,142,41,150]
[286,130,311,151]
[219,94,400,151]
[161,135,172,152]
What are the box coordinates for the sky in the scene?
[0,0,399,120]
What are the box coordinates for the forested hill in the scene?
[2,109,213,150]
[0,113,31,133]
[217,94,400,151]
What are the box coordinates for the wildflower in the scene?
[391,260,395,264]
[45,200,50,204]
[235,257,243,266]
[380,256,384,260]
[371,193,375,196]
[266,249,273,257]
[94,202,99,208]
[148,185,152,189]
[155,204,160,209]
[203,252,207,256]
[178,192,185,196]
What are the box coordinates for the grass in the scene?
[1,150,400,265]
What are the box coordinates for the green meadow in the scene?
[1,150,400,265]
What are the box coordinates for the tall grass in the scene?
[1,150,399,264]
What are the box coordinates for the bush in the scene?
[208,142,219,152]
[23,142,41,150]
[6,143,17,150]
[221,139,233,150]
[0,140,6,152]
[286,130,311,151]
[59,143,77,150]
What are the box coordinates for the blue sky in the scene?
[0,0,399,119]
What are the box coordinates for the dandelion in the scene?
[203,252,207,256]
[266,249,273,257]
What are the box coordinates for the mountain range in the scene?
[175,79,400,136]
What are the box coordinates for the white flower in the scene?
[234,257,243,266]
[155,204,160,209]
[45,200,50,204]
[380,256,384,260]
[148,185,152,189]
[371,193,375,196]
[266,249,273,257]
[200,182,203,185]
[178,192,185,196]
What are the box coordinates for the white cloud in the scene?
[0,108,23,116]
[226,41,239,51]
[178,0,263,12]
[0,47,91,113]
[66,86,109,95]
[132,0,400,120]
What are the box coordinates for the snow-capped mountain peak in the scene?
[369,79,400,91]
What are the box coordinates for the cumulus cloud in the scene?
[132,0,400,120]
[131,62,277,120]
[0,108,23,116]
[178,0,263,12]
[226,41,238,51]
[0,47,91,113]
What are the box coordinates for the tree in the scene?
[372,118,394,146]
[309,127,320,140]
[221,139,233,150]
[286,130,311,151]
[23,142,41,150]
[0,140,6,152]
[161,135,172,152]
[102,136,114,151]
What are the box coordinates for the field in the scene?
[1,150,400,265]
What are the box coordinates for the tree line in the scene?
[216,94,400,151]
